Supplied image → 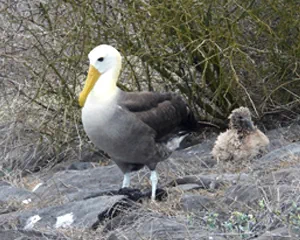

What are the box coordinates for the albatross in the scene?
[79,45,199,200]
[212,107,269,162]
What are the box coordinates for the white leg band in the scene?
[150,170,158,200]
[122,172,131,188]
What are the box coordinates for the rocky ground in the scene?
[1,123,300,240]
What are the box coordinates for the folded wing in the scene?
[119,91,198,140]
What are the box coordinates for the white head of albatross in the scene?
[79,44,122,107]
[79,45,199,200]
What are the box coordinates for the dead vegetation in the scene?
[1,0,299,173]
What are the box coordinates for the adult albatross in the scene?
[79,45,198,200]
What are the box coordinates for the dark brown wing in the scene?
[118,91,198,140]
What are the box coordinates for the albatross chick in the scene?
[212,107,269,162]
[79,45,199,200]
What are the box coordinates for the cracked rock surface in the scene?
[1,125,300,239]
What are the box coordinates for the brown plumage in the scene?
[212,107,269,162]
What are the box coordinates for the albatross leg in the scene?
[150,170,158,200]
[122,172,131,188]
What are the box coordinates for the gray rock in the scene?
[102,210,141,233]
[35,165,123,202]
[262,169,300,211]
[181,194,217,212]
[169,173,250,190]
[266,124,300,150]
[107,233,120,240]
[166,139,217,176]
[0,195,125,230]
[170,140,217,170]
[2,124,300,239]
[169,175,222,190]
[268,184,298,206]
[0,183,35,204]
[253,227,299,240]
[176,183,202,191]
[108,215,226,240]
[0,181,10,187]
[0,229,66,240]
[214,173,250,184]
[67,161,95,170]
[263,168,300,185]
[223,180,300,211]
[253,142,300,172]
[0,200,19,215]
[80,149,108,163]
[268,139,289,151]
[224,182,300,215]
[223,184,261,209]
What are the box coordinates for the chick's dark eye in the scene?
[98,57,104,62]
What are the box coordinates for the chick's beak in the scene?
[244,119,255,131]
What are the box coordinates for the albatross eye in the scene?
[98,57,104,62]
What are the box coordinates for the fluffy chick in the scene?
[212,107,269,162]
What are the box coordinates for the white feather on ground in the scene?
[55,212,74,228]
[24,215,41,230]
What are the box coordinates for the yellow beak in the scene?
[78,65,101,107]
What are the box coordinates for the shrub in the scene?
[1,0,299,171]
